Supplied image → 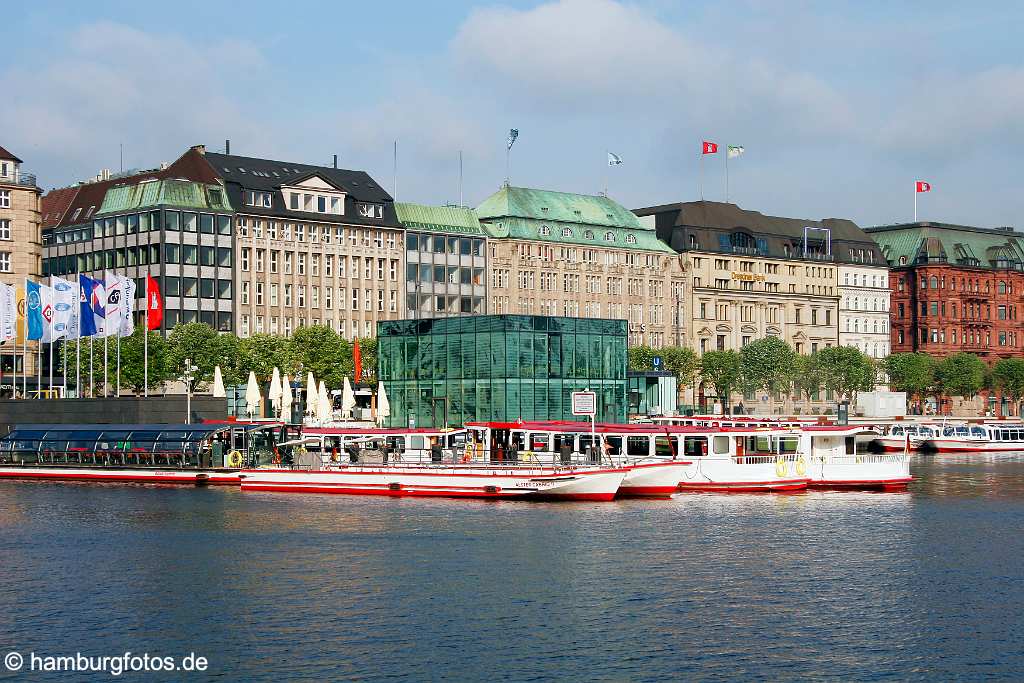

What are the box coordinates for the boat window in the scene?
[683,436,707,457]
[578,435,599,454]
[553,433,575,452]
[156,431,189,454]
[654,436,675,457]
[891,426,903,436]
[943,427,955,437]
[845,437,856,455]
[744,436,773,454]
[529,433,550,451]
[128,431,162,453]
[955,427,969,436]
[713,435,730,455]
[446,433,466,449]
[604,436,622,456]
[387,436,406,452]
[6,430,46,454]
[98,431,132,451]
[778,436,799,454]
[627,436,650,457]
[39,434,69,454]
[409,435,425,450]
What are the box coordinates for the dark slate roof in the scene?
[203,151,401,228]
[0,145,22,163]
[866,221,1024,269]
[633,200,885,265]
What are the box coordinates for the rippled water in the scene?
[1,455,1023,681]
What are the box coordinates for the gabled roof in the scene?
[475,185,672,252]
[205,152,392,202]
[395,202,483,235]
[41,186,80,229]
[0,145,22,163]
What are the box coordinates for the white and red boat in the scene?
[917,421,1024,453]
[240,426,628,500]
[797,425,912,490]
[468,421,811,493]
[0,422,292,486]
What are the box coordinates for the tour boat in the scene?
[917,422,1024,453]
[872,423,936,452]
[239,426,628,500]
[797,425,912,490]
[467,421,812,493]
[0,422,292,486]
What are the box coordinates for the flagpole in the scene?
[116,333,120,396]
[725,143,730,203]
[76,279,81,398]
[103,271,108,397]
[47,277,53,392]
[12,338,16,399]
[699,140,704,201]
[914,182,917,222]
[89,337,94,397]
[144,275,149,398]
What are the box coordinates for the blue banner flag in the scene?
[26,279,43,340]
[78,274,98,338]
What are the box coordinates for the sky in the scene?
[2,0,1021,228]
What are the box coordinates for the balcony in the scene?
[0,171,38,188]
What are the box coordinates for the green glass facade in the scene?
[378,315,627,428]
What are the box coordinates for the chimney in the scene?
[225,139,231,155]
[101,168,111,181]
[191,144,206,155]
[333,154,338,169]
[159,161,169,170]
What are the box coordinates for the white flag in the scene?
[103,272,123,337]
[119,275,136,337]
[727,145,745,159]
[607,152,623,166]
[48,277,78,341]
[0,283,16,343]
[39,283,56,343]
[507,128,519,150]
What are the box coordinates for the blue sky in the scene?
[2,0,1022,228]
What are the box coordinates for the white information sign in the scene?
[571,391,597,416]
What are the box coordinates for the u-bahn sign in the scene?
[571,391,596,416]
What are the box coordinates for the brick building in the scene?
[868,221,1024,359]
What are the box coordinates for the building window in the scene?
[0,191,9,208]
[0,252,10,272]
[625,234,637,244]
[0,220,9,240]
[539,225,551,237]
[604,231,615,242]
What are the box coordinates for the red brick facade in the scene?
[889,265,1024,358]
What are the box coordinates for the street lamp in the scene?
[180,357,198,424]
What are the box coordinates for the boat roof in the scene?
[6,423,275,433]
[302,427,466,436]
[467,420,877,436]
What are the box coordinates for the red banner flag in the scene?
[145,274,163,330]
[353,338,362,381]
[702,141,719,154]
[915,181,931,193]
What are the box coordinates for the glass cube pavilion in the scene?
[378,315,628,428]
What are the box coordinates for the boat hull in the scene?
[617,460,693,497]
[919,439,1024,453]
[240,465,629,501]
[807,454,912,490]
[0,465,241,485]
[675,456,810,492]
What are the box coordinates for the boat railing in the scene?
[732,453,801,465]
[813,453,906,464]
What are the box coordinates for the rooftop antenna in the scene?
[333,154,338,169]
[225,139,231,154]
[458,150,463,208]
[393,140,398,200]
[119,143,123,173]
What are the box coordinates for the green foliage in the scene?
[357,337,378,384]
[740,337,796,394]
[992,358,1024,400]
[117,328,170,393]
[791,353,820,402]
[290,325,351,388]
[934,352,987,398]
[627,345,655,372]
[700,350,742,405]
[884,352,936,397]
[815,346,877,402]
[166,323,240,391]
[660,346,701,386]
[238,334,294,381]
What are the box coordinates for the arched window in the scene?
[584,230,594,239]
[854,319,860,332]
[899,256,907,265]
[846,319,851,332]
[625,234,637,244]
[873,320,878,333]
[561,227,573,237]
[853,297,859,310]
[929,276,938,289]
[539,225,551,236]
[873,299,879,311]
[604,231,615,242]
[999,281,1006,294]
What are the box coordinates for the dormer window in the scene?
[208,189,222,206]
[539,225,551,236]
[0,162,8,177]
[357,203,383,219]
[561,227,573,237]
[584,230,594,239]
[604,231,615,242]
[71,207,83,221]
[625,234,637,244]
[245,190,273,207]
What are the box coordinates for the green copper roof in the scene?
[867,222,1024,269]
[476,185,672,252]
[97,179,233,215]
[395,202,483,235]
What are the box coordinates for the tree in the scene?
[166,323,240,391]
[61,338,110,397]
[740,337,797,396]
[238,334,294,381]
[356,337,379,384]
[117,328,170,393]
[991,358,1024,402]
[290,325,350,388]
[792,353,821,404]
[815,346,877,403]
[700,350,742,412]
[627,345,655,372]
[934,352,986,398]
[884,352,936,398]
[660,346,701,387]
